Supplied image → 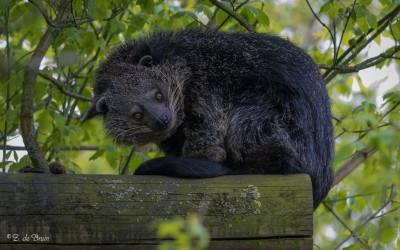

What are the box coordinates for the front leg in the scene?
[182,94,228,163]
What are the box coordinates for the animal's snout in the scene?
[158,114,169,126]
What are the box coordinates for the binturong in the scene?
[83,30,334,209]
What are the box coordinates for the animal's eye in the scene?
[133,112,143,120]
[155,92,163,101]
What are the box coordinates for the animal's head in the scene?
[83,54,186,146]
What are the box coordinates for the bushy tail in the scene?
[134,157,230,177]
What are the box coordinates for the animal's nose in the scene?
[158,114,169,126]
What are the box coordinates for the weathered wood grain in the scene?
[0,174,313,249]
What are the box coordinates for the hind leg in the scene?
[225,106,306,174]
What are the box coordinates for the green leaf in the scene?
[319,2,330,14]
[194,4,212,19]
[0,161,12,169]
[357,16,370,33]
[381,219,397,243]
[5,108,19,125]
[37,109,53,133]
[87,0,95,17]
[327,1,341,19]
[81,32,96,54]
[354,6,366,18]
[137,0,154,14]
[243,5,259,17]
[185,11,198,21]
[8,155,31,172]
[170,11,186,20]
[98,37,105,51]
[104,145,117,152]
[258,10,269,27]
[355,75,367,94]
[374,34,381,45]
[359,0,373,6]
[89,149,105,161]
[379,0,391,6]
[94,1,108,20]
[4,150,12,160]
[13,151,18,162]
[365,11,377,29]
[391,20,400,40]
[343,245,358,250]
[362,223,378,239]
[128,14,146,31]
[348,38,357,47]
[64,27,81,41]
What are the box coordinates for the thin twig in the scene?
[2,8,11,172]
[336,0,356,64]
[320,46,400,73]
[121,148,135,175]
[209,0,255,32]
[305,0,336,63]
[323,202,370,249]
[324,4,400,82]
[356,100,400,141]
[335,187,394,249]
[217,0,250,31]
[38,71,92,102]
[28,0,56,27]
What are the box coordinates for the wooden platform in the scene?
[0,174,313,249]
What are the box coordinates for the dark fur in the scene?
[84,30,334,209]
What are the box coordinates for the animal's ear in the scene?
[138,55,153,66]
[82,96,108,123]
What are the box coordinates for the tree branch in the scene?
[38,71,92,102]
[323,4,400,82]
[2,8,11,172]
[319,45,400,73]
[21,0,71,172]
[28,0,56,27]
[216,0,250,31]
[209,0,255,32]
[332,147,378,187]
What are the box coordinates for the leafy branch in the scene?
[37,71,92,102]
[323,202,369,248]
[209,0,255,32]
[323,4,400,83]
[332,98,400,187]
[216,0,250,31]
[28,0,57,28]
[332,147,378,187]
[319,46,400,73]
[335,186,398,249]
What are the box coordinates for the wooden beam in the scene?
[0,174,313,249]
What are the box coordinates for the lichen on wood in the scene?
[0,174,313,249]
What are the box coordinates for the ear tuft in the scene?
[138,55,153,66]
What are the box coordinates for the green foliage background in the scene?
[1,0,400,249]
